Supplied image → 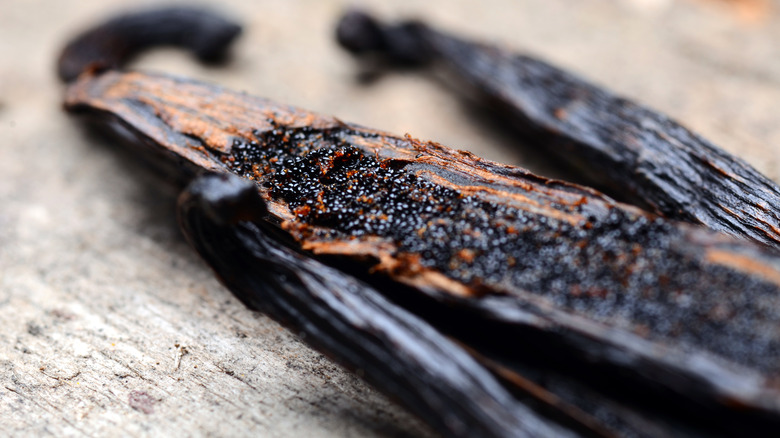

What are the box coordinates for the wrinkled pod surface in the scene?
[335,10,780,250]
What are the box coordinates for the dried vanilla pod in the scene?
[60,7,780,437]
[58,6,241,83]
[335,10,780,249]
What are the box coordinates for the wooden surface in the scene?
[2,0,780,436]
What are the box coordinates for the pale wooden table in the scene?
[2,0,779,436]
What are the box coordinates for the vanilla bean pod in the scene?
[335,10,780,249]
[58,6,241,83]
[64,66,780,435]
[61,7,780,437]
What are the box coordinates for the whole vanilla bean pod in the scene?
[335,10,780,249]
[61,7,780,437]
[57,6,241,82]
[177,173,598,438]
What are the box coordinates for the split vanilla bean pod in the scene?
[335,10,780,249]
[61,7,780,437]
